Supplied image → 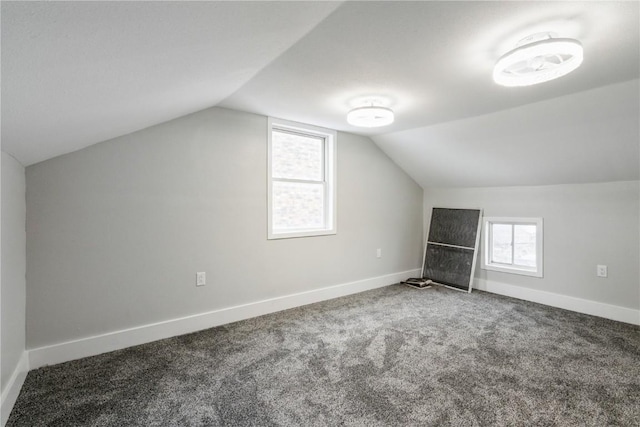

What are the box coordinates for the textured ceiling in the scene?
[2,1,639,187]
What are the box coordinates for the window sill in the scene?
[268,229,337,240]
[482,263,543,278]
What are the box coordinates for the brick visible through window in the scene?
[268,118,336,239]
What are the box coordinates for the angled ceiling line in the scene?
[216,2,347,114]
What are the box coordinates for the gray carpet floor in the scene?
[7,285,640,426]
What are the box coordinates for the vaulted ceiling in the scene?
[2,1,638,187]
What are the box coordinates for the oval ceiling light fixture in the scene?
[347,104,394,128]
[493,32,583,87]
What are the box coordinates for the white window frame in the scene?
[267,117,337,239]
[481,217,543,278]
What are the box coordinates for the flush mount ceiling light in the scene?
[347,105,394,128]
[493,32,583,87]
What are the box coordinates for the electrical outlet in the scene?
[196,272,206,286]
[596,265,607,278]
[376,248,382,258]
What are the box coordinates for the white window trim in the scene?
[267,117,337,240]
[481,217,543,278]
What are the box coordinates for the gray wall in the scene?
[424,181,640,310]
[1,152,26,392]
[26,107,423,349]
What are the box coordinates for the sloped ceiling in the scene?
[374,80,639,188]
[1,1,342,165]
[2,1,639,188]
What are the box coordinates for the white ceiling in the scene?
[374,80,639,188]
[2,1,639,187]
[1,1,342,165]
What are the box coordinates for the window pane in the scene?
[272,130,323,181]
[514,224,537,267]
[491,223,512,264]
[272,181,324,231]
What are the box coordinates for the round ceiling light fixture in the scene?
[493,32,583,87]
[347,105,394,128]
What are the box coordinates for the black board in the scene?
[422,208,482,292]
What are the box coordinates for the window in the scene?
[481,217,543,277]
[268,118,336,239]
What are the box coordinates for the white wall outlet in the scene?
[596,265,607,278]
[376,248,382,258]
[196,272,206,286]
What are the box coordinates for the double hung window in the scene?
[268,118,336,239]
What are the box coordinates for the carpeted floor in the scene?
[7,285,640,426]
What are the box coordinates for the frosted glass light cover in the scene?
[347,106,394,128]
[493,37,583,87]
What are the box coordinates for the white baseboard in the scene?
[29,269,420,370]
[1,352,29,427]
[474,278,640,325]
